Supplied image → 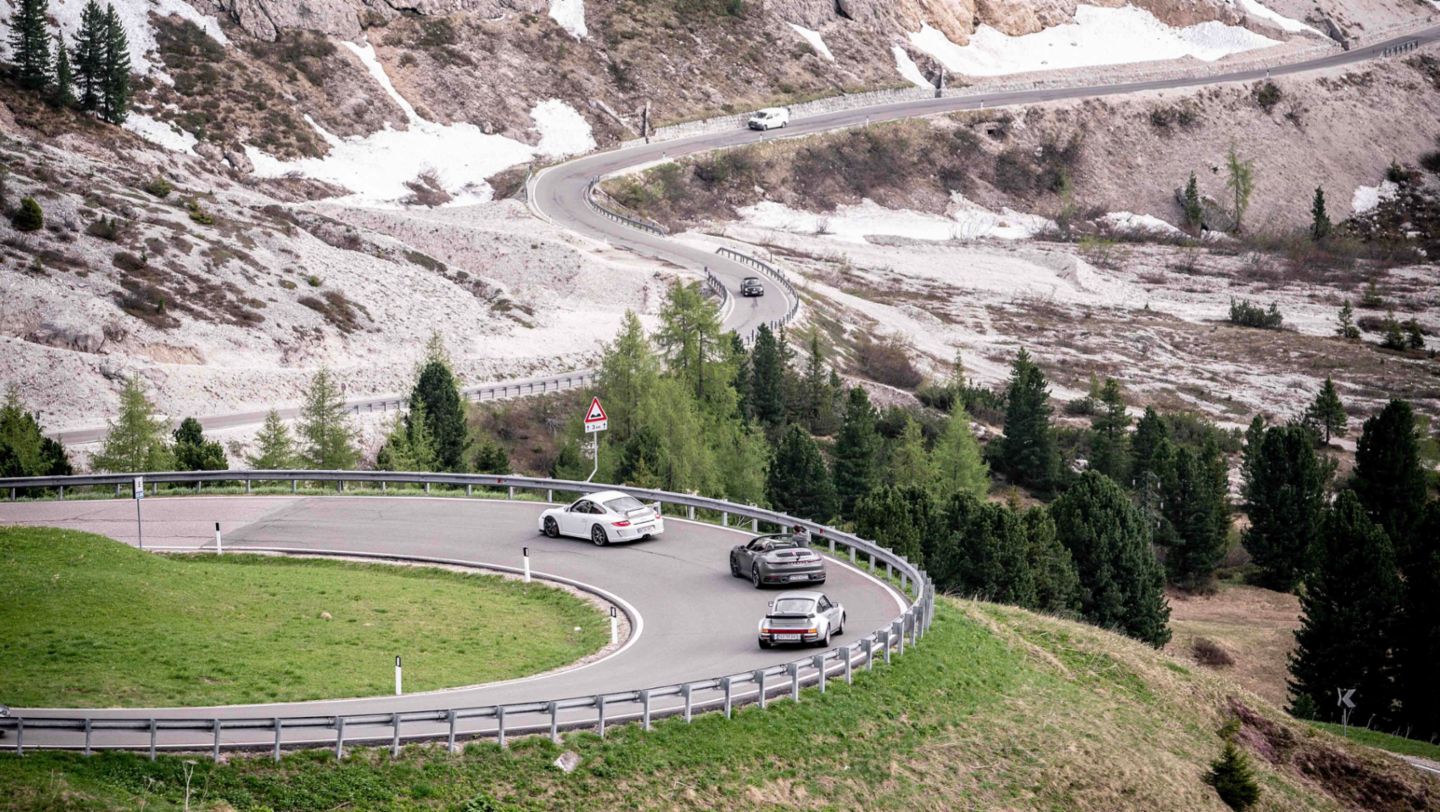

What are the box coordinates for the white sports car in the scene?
[538,490,665,546]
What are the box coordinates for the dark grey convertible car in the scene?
[729,533,826,588]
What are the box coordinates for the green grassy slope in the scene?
[0,527,607,706]
[3,598,1436,811]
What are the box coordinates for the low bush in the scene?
[13,196,43,231]
[1252,81,1281,113]
[1192,637,1235,667]
[86,216,123,241]
[1206,742,1261,810]
[186,198,214,225]
[854,336,923,390]
[144,176,173,198]
[1227,298,1283,330]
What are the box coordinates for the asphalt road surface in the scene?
[7,496,904,750]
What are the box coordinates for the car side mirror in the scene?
[767,600,774,609]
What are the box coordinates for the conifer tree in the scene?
[172,417,227,471]
[72,0,106,111]
[1335,300,1360,340]
[654,281,725,404]
[800,331,838,435]
[930,401,989,503]
[1050,471,1171,646]
[1396,502,1440,740]
[1130,406,1170,490]
[1288,491,1399,723]
[0,387,72,477]
[1022,507,1082,616]
[1159,441,1230,589]
[1225,146,1255,234]
[832,386,880,518]
[8,0,52,90]
[616,423,664,488]
[748,324,786,430]
[98,3,131,124]
[885,417,931,491]
[767,424,837,521]
[597,311,660,444]
[50,35,74,107]
[1088,377,1129,483]
[409,359,468,471]
[1000,349,1058,492]
[854,485,925,566]
[1183,171,1203,229]
[246,409,297,469]
[1243,424,1326,592]
[298,367,358,469]
[471,437,511,475]
[92,376,173,472]
[1303,377,1346,446]
[1353,399,1426,561]
[1309,186,1331,242]
[1206,741,1261,811]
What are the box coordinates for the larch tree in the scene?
[930,401,989,503]
[1224,146,1255,234]
[885,417,932,492]
[298,367,358,469]
[596,311,661,445]
[92,376,173,473]
[246,409,298,469]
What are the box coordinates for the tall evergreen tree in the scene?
[1395,502,1440,740]
[8,0,52,89]
[1243,424,1326,592]
[1089,377,1130,483]
[654,281,725,405]
[885,417,931,492]
[1159,441,1230,589]
[471,438,511,475]
[1303,377,1346,445]
[1183,171,1203,229]
[0,387,71,477]
[92,376,173,472]
[767,424,837,522]
[832,386,880,518]
[72,0,106,111]
[800,331,838,435]
[49,35,74,107]
[596,311,660,444]
[246,409,297,469]
[1310,186,1331,242]
[1000,349,1059,492]
[616,423,664,488]
[936,495,1036,607]
[298,367,358,469]
[930,401,989,503]
[98,3,131,124]
[1050,471,1172,647]
[855,484,925,566]
[172,417,227,471]
[1022,507,1082,616]
[1130,406,1170,491]
[1353,399,1426,562]
[748,324,786,431]
[1335,301,1360,340]
[409,359,468,471]
[1288,491,1400,723]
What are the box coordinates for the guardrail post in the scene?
[687,506,695,520]
[58,485,64,499]
[597,696,607,738]
[83,718,92,756]
[849,546,856,564]
[212,719,222,762]
[683,684,694,722]
[547,701,560,742]
[640,691,651,731]
[789,664,800,702]
[755,670,767,709]
[720,511,728,527]
[497,706,507,749]
[424,482,431,494]
[381,480,387,493]
[507,486,515,500]
[273,718,283,762]
[15,718,22,755]
[149,719,157,761]
[828,537,835,554]
[245,479,252,494]
[814,655,827,693]
[115,483,121,497]
[291,479,297,493]
[8,487,14,501]
[546,489,553,503]
[884,629,893,665]
[901,572,908,593]
[722,677,733,718]
[896,620,905,657]
[867,637,875,671]
[750,517,758,532]
[335,717,345,761]
[467,484,473,497]
[844,645,853,684]
[337,480,344,493]
[392,713,402,757]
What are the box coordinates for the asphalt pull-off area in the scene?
[6,496,903,751]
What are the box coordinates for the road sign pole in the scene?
[583,397,608,482]
[133,476,145,550]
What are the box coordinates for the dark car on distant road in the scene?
[730,533,825,588]
[740,277,765,297]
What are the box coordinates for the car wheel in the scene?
[837,613,845,636]
[817,625,832,648]
[751,565,763,589]
[730,556,741,577]
[759,638,771,650]
[543,517,559,538]
[591,525,609,546]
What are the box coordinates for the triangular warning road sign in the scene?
[584,397,608,429]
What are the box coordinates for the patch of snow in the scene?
[737,196,1051,244]
[1099,211,1185,237]
[532,99,596,157]
[2,0,228,75]
[908,5,1280,77]
[1233,0,1322,36]
[788,23,834,61]
[341,39,419,124]
[1351,180,1399,214]
[123,112,197,153]
[893,46,932,89]
[549,0,587,38]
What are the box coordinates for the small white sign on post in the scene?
[583,397,608,433]
[133,476,145,550]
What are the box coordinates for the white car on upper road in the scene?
[538,490,665,546]
[748,107,789,130]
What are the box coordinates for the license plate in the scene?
[774,634,801,641]
[788,574,807,581]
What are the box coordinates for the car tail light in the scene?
[612,520,631,527]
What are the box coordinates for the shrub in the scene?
[1228,298,1283,330]
[1192,637,1235,667]
[1205,742,1261,810]
[144,177,173,198]
[186,199,214,225]
[13,197,43,232]
[86,216,123,241]
[1252,81,1282,113]
[305,274,322,287]
[1421,150,1440,175]
[854,336,923,390]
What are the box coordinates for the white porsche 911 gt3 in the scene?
[538,490,665,546]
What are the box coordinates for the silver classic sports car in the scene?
[729,533,826,588]
[757,591,846,649]
[538,491,664,545]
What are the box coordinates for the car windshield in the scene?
[603,496,646,513]
[771,598,814,615]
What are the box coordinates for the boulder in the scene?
[30,318,107,354]
[224,148,254,174]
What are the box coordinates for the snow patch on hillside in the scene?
[909,5,1281,77]
[123,112,197,153]
[549,0,587,38]
[342,39,419,124]
[1233,0,1321,35]
[532,99,597,155]
[893,46,932,89]
[788,23,834,61]
[739,196,1052,243]
[1351,180,1399,214]
[1,0,228,75]
[1100,211,1186,236]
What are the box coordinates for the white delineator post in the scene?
[395,656,402,696]
[523,546,531,583]
[609,606,619,645]
[214,522,222,556]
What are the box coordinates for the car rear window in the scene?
[772,598,814,614]
[604,496,646,513]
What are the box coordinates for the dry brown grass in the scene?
[1165,583,1300,707]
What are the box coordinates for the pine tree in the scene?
[801,331,838,435]
[1159,442,1230,589]
[935,495,1036,607]
[1243,424,1326,592]
[1309,186,1331,242]
[1089,377,1130,483]
[13,197,43,231]
[0,387,70,476]
[832,386,880,518]
[247,409,297,469]
[1130,406,1170,491]
[92,376,174,472]
[767,424,837,521]
[885,417,931,491]
[1000,348,1059,492]
[855,485,925,566]
[8,0,52,90]
[1022,507,1082,616]
[471,438,511,475]
[616,423,664,488]
[298,367,358,469]
[1303,377,1346,446]
[408,359,468,471]
[1206,742,1261,811]
[1395,502,1440,740]
[1353,399,1426,562]
[1335,300,1360,340]
[172,417,227,471]
[99,3,131,124]
[72,0,106,111]
[49,35,74,107]
[1288,491,1399,723]
[1183,171,1203,229]
[748,324,786,430]
[1050,471,1171,646]
[930,402,989,503]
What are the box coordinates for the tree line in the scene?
[4,0,132,123]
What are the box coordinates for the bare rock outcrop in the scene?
[196,0,545,41]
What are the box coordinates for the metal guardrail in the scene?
[344,371,596,418]
[585,181,667,235]
[716,246,801,336]
[0,470,935,759]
